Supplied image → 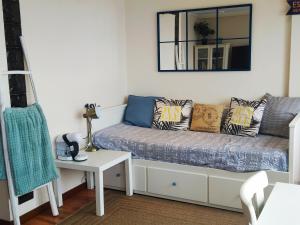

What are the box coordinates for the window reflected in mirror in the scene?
[157,4,252,72]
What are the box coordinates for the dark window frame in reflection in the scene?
[157,4,252,72]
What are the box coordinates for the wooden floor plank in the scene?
[22,188,96,225]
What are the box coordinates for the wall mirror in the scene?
[157,4,252,72]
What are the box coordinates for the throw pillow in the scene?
[124,95,158,128]
[260,93,300,138]
[222,97,267,137]
[190,104,224,133]
[152,98,193,131]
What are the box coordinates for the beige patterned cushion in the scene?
[190,104,224,133]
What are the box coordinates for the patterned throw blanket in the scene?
[0,104,57,196]
[94,123,289,172]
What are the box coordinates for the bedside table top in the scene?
[55,150,131,172]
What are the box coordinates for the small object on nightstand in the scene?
[83,103,101,152]
[56,132,88,162]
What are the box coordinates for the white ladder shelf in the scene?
[0,36,59,225]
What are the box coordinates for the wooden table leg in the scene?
[95,170,104,216]
[53,168,63,207]
[125,157,133,196]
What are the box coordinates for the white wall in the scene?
[125,0,291,104]
[289,16,300,97]
[0,0,127,220]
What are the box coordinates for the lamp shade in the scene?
[83,106,100,119]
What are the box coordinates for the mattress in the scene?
[93,123,288,172]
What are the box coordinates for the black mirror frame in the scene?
[157,4,253,72]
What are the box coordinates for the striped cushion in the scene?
[260,93,300,138]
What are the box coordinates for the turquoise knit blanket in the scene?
[0,104,57,196]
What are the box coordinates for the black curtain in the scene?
[2,0,27,107]
[2,0,32,204]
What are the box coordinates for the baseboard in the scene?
[0,182,88,225]
[60,182,88,201]
[0,219,12,225]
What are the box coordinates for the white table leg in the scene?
[53,168,63,207]
[125,157,133,196]
[95,170,104,216]
[86,171,94,189]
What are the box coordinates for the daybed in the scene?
[92,104,300,211]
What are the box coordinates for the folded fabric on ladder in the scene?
[0,103,57,196]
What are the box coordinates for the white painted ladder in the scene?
[0,36,59,225]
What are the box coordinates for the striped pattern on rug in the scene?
[59,190,247,225]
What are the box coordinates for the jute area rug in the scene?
[59,190,247,225]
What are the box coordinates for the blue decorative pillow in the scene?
[124,95,158,128]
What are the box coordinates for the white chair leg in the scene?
[47,183,59,216]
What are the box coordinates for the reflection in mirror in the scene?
[159,12,187,70]
[227,39,250,70]
[158,4,252,72]
[159,12,186,42]
[187,9,217,71]
[188,9,216,43]
[218,7,251,70]
[218,7,250,39]
[160,42,186,70]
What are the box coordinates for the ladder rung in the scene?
[0,71,32,75]
[15,183,49,197]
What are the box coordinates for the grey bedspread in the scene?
[93,123,288,172]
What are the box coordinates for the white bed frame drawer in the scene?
[209,176,243,209]
[133,165,147,192]
[148,167,208,202]
[209,176,275,209]
[104,164,147,192]
[104,163,125,189]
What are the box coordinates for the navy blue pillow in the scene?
[124,95,157,128]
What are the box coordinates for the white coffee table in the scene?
[53,150,133,216]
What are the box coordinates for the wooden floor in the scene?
[19,188,246,225]
[22,187,95,225]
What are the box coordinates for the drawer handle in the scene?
[116,173,121,178]
[171,182,177,187]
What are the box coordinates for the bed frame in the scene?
[93,104,300,211]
